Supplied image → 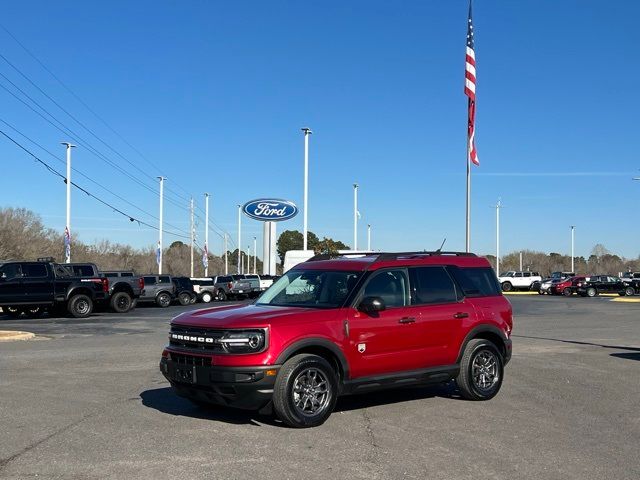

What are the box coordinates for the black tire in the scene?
[200,291,213,303]
[586,287,597,297]
[623,287,635,297]
[273,354,338,428]
[178,292,191,306]
[501,282,513,292]
[456,338,504,401]
[156,292,171,308]
[217,289,227,302]
[562,288,572,297]
[537,290,544,295]
[67,294,93,318]
[110,292,133,313]
[189,294,196,304]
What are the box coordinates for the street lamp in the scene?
[61,142,76,263]
[302,127,312,250]
[571,225,575,273]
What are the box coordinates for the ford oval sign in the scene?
[242,199,298,222]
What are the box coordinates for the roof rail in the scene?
[306,251,476,263]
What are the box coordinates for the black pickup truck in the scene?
[64,264,142,313]
[0,261,109,318]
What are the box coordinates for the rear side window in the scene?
[23,264,48,278]
[450,267,501,297]
[73,265,96,277]
[143,276,156,285]
[158,276,171,284]
[0,264,22,280]
[217,276,230,283]
[410,267,458,305]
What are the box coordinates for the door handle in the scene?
[399,317,416,324]
[453,312,469,319]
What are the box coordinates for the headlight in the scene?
[218,330,266,353]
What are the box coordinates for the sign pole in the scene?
[353,183,358,250]
[302,127,312,251]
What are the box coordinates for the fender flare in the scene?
[275,337,350,381]
[66,286,95,301]
[456,324,508,364]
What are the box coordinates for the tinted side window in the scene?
[410,267,458,305]
[523,272,531,277]
[217,276,230,283]
[515,272,523,278]
[450,267,501,297]
[362,269,409,308]
[143,276,156,285]
[0,264,22,280]
[23,264,48,278]
[158,276,171,284]
[75,265,96,276]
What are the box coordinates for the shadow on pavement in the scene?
[140,387,278,427]
[609,352,640,362]
[335,382,457,412]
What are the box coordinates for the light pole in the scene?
[61,142,76,263]
[253,236,257,274]
[353,183,359,250]
[204,193,209,277]
[494,199,502,275]
[571,225,575,273]
[224,233,228,275]
[190,197,194,278]
[367,224,371,251]
[237,205,241,274]
[302,127,312,250]
[157,176,165,274]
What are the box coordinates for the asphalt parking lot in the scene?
[1,296,639,480]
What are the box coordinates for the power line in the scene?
[0,127,191,241]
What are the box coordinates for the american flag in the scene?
[465,1,479,166]
[64,226,71,260]
[202,242,208,268]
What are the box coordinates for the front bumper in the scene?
[159,354,280,410]
[504,338,512,365]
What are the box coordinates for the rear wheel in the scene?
[200,292,212,303]
[217,289,227,302]
[178,292,191,306]
[156,292,171,308]
[456,338,504,401]
[562,288,572,297]
[68,295,93,318]
[273,354,338,428]
[501,282,513,292]
[110,292,132,313]
[623,287,635,297]
[586,287,597,297]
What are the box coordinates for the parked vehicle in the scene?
[172,277,197,306]
[498,271,542,292]
[245,274,275,292]
[576,276,636,297]
[139,275,175,307]
[65,265,143,313]
[160,251,513,428]
[532,271,575,293]
[190,277,216,303]
[0,261,108,318]
[242,274,265,297]
[621,272,640,291]
[550,276,586,296]
[212,275,252,301]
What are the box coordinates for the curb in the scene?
[610,297,640,303]
[503,291,538,295]
[0,330,36,342]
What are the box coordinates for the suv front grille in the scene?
[169,352,211,367]
[169,325,225,352]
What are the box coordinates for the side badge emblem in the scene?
[357,343,366,353]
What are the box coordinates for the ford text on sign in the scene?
[242,199,298,222]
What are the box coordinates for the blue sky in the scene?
[0,0,638,259]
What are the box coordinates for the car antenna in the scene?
[436,238,447,253]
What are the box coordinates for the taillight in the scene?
[139,277,145,290]
[102,278,109,293]
[227,282,233,289]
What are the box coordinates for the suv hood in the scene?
[172,304,341,329]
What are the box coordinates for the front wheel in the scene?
[586,287,597,297]
[217,290,227,302]
[622,287,635,296]
[67,295,93,318]
[562,288,572,297]
[178,292,192,306]
[156,292,171,308]
[501,282,513,292]
[200,292,212,303]
[110,292,132,313]
[273,354,338,428]
[456,339,504,401]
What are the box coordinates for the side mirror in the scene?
[358,296,386,313]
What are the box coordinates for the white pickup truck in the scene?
[244,274,274,294]
[498,271,542,292]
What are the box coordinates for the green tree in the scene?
[276,230,320,264]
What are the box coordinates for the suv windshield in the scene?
[256,270,362,308]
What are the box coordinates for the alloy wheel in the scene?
[471,350,500,392]
[292,368,330,417]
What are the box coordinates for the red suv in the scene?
[160,252,513,427]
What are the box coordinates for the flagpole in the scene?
[466,144,471,253]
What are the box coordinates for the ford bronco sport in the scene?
[160,252,513,428]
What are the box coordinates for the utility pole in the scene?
[519,252,523,271]
[493,198,502,275]
[353,183,359,250]
[367,224,371,251]
[157,176,165,274]
[253,236,257,274]
[61,142,76,263]
[190,197,194,277]
[224,233,228,275]
[237,205,241,274]
[204,193,209,276]
[302,127,312,251]
[571,225,575,273]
